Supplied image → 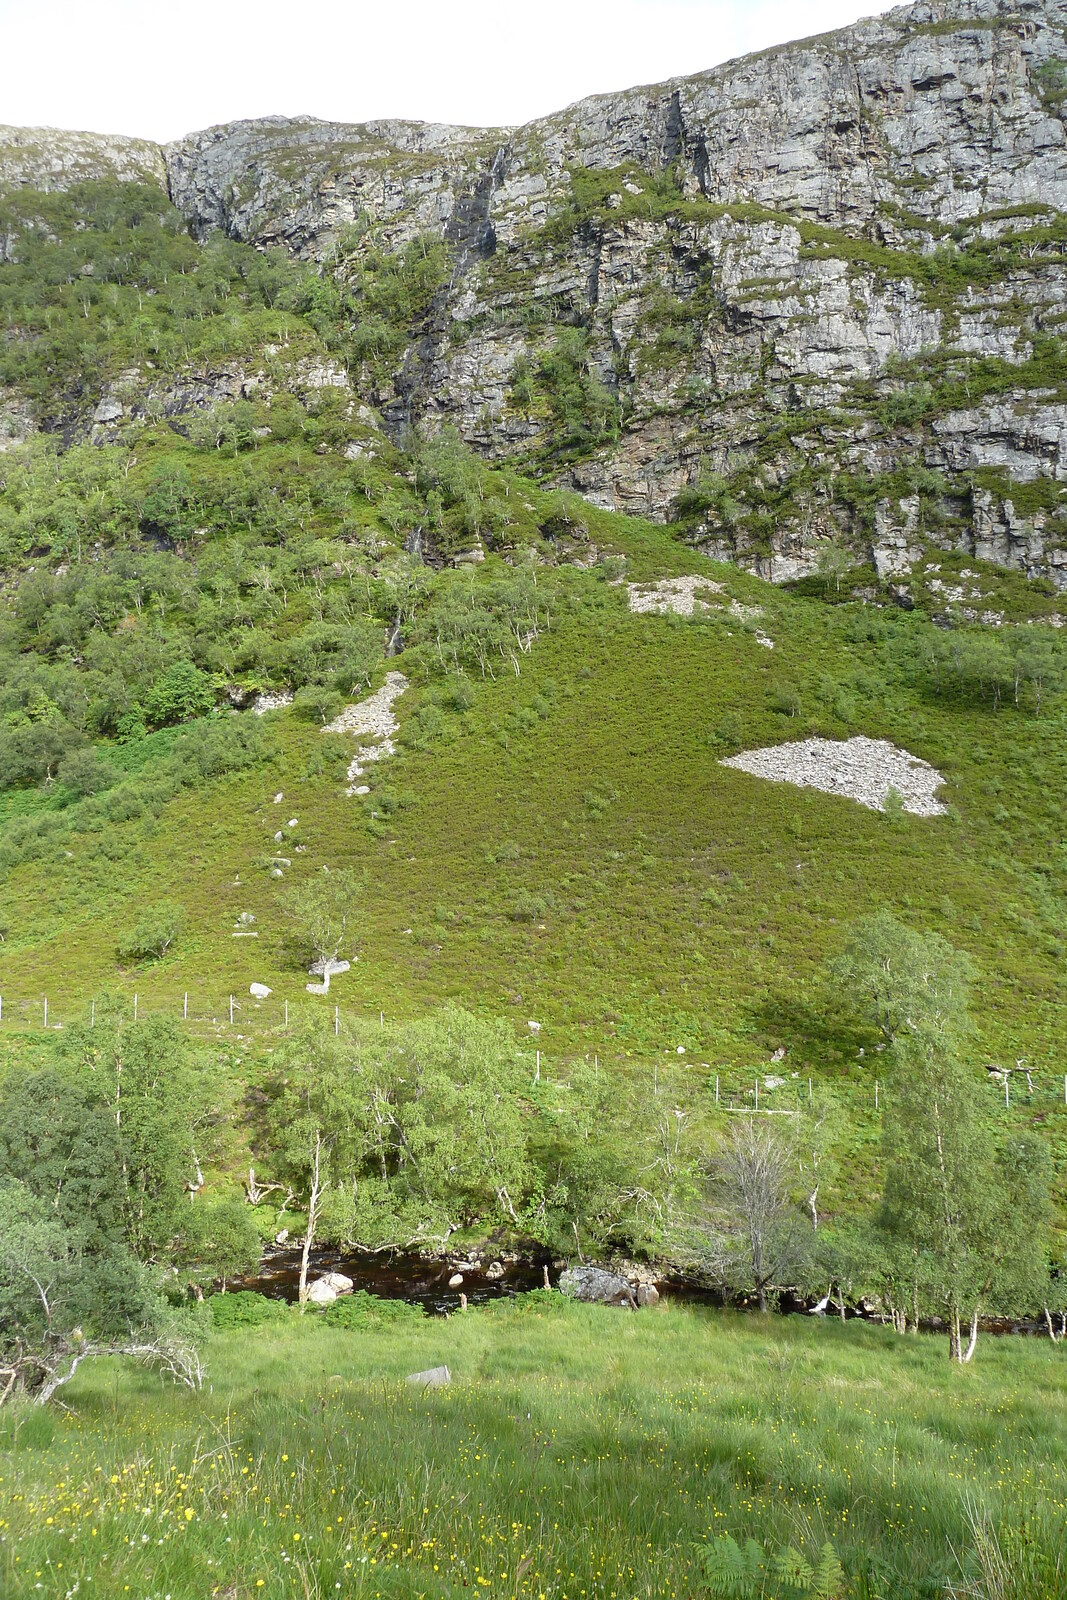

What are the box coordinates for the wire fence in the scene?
[0,988,1064,1120]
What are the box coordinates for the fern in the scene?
[811,1542,847,1599]
[698,1534,767,1597]
[697,1534,846,1598]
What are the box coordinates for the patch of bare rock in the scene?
[324,671,408,795]
[720,735,947,817]
[626,575,723,616]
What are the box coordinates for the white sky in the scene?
[2,0,890,144]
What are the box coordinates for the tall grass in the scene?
[1,1300,1064,1598]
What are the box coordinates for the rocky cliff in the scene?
[4,0,1067,587]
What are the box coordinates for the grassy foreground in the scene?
[1,1299,1065,1600]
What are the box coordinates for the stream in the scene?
[227,1247,1051,1336]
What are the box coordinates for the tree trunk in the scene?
[298,1131,323,1314]
[961,1310,979,1364]
[1044,1307,1065,1343]
[949,1310,961,1362]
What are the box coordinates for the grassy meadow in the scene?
[1,1297,1065,1600]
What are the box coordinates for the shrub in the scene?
[57,747,116,797]
[510,889,548,922]
[207,1290,292,1330]
[324,1290,425,1328]
[117,900,185,963]
[143,660,217,727]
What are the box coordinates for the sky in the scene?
[2,0,890,143]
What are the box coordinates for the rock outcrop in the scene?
[4,0,1067,586]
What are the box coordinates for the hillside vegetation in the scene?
[2,44,1067,1596]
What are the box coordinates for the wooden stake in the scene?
[334,1005,339,1036]
[183,992,188,1020]
[229,995,234,1026]
[754,1078,759,1111]
[133,993,138,1023]
[43,997,48,1028]
[875,1080,879,1111]
[535,1049,540,1083]
[1005,1074,1010,1109]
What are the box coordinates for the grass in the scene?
[0,1299,1065,1599]
[0,511,1064,1224]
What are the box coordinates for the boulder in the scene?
[448,1273,464,1288]
[319,1271,354,1294]
[305,1278,339,1306]
[305,1270,353,1306]
[558,1265,637,1309]
[406,1365,451,1388]
[636,1283,660,1308]
[484,1261,505,1281]
[249,982,272,999]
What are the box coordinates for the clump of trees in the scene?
[0,1001,258,1404]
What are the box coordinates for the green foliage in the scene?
[0,181,307,403]
[279,867,363,969]
[142,662,218,728]
[323,1289,424,1327]
[178,1198,262,1286]
[697,1534,845,1598]
[206,1289,291,1330]
[116,899,185,962]
[512,327,621,463]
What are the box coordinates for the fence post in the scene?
[43,997,48,1028]
[754,1078,759,1112]
[229,995,234,1026]
[1005,1074,1010,1110]
[535,1049,540,1083]
[334,1005,339,1036]
[133,993,138,1023]
[875,1080,879,1112]
[183,992,188,1021]
[808,1077,812,1104]
[380,1010,384,1027]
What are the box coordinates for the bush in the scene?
[117,900,185,963]
[510,889,548,922]
[143,660,217,727]
[57,746,116,797]
[207,1290,292,1330]
[293,684,344,725]
[324,1290,425,1328]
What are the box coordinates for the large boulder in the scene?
[304,1270,354,1306]
[558,1265,637,1309]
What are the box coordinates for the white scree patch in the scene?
[720,736,947,817]
[324,670,408,796]
[626,576,724,616]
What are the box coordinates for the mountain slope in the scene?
[4,0,1067,589]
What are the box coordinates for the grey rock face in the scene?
[558,1265,639,1308]
[5,0,1067,586]
[0,125,166,191]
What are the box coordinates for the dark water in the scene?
[228,1249,1049,1336]
[229,1247,556,1314]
